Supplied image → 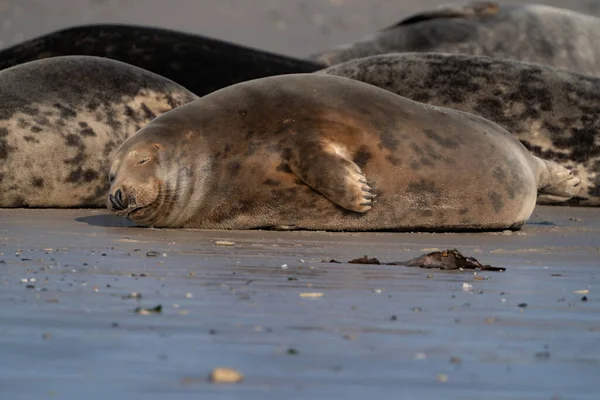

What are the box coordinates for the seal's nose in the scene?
[108,188,127,210]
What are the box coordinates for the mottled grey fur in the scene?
[107,74,578,232]
[0,56,197,208]
[319,52,600,205]
[311,2,600,76]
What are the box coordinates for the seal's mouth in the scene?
[107,180,164,225]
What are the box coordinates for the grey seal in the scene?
[0,55,197,208]
[311,2,600,76]
[319,52,600,205]
[106,74,579,231]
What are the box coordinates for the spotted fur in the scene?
[311,2,600,77]
[320,52,600,205]
[0,56,197,207]
[107,74,578,232]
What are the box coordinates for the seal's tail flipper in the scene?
[533,157,581,202]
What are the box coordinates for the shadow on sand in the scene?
[75,214,139,228]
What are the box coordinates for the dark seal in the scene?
[0,24,324,97]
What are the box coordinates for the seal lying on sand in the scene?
[0,56,197,208]
[106,74,579,231]
[0,24,324,97]
[319,52,600,206]
[310,2,600,76]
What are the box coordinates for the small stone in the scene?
[582,296,588,302]
[122,292,142,300]
[42,332,52,340]
[436,373,449,383]
[134,305,162,315]
[299,292,323,298]
[534,351,551,359]
[518,303,528,308]
[146,251,160,257]
[186,293,193,298]
[415,352,427,360]
[426,274,434,279]
[287,348,299,355]
[209,367,244,383]
[449,356,461,364]
[214,241,235,246]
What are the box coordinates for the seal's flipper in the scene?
[385,1,500,30]
[533,157,581,201]
[285,140,376,213]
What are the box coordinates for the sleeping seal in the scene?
[0,55,197,208]
[319,52,600,206]
[106,74,579,231]
[310,2,600,77]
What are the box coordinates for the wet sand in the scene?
[1,1,600,398]
[1,206,599,399]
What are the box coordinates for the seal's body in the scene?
[107,74,578,231]
[0,24,324,97]
[320,53,600,205]
[0,56,197,208]
[311,2,600,77]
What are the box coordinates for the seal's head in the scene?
[106,121,210,227]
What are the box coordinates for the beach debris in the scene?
[325,249,504,272]
[134,305,162,315]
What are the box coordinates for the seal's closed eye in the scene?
[137,158,150,165]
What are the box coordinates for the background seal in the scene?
[310,2,600,77]
[0,55,197,208]
[320,52,600,206]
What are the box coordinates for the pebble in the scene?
[214,241,235,246]
[209,367,244,384]
[299,292,323,298]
